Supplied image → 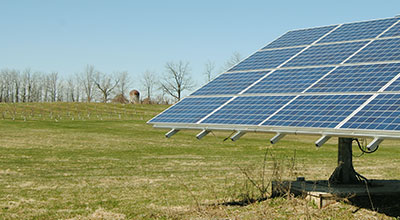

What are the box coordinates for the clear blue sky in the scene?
[1,0,400,92]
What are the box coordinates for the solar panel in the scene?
[384,76,400,92]
[318,18,398,43]
[345,38,400,63]
[228,47,304,71]
[262,95,371,128]
[283,41,367,67]
[263,25,337,49]
[244,67,334,94]
[149,97,231,123]
[381,22,400,37]
[307,63,400,93]
[201,96,294,125]
[192,71,269,96]
[342,94,400,130]
[149,16,400,141]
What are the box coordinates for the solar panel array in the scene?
[149,17,400,139]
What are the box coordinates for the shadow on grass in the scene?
[215,197,269,207]
[348,194,400,218]
[217,178,400,217]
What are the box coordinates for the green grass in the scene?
[0,102,398,219]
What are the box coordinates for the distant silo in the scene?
[129,90,140,104]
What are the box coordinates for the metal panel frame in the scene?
[151,122,400,140]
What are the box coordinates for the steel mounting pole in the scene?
[329,137,361,184]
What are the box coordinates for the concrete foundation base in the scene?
[272,179,400,208]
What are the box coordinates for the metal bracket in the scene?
[315,136,331,148]
[196,130,210,140]
[165,129,179,138]
[270,133,286,144]
[231,131,246,141]
[366,138,383,151]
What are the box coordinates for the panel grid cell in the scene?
[342,94,400,131]
[283,41,367,67]
[263,25,337,49]
[307,63,400,93]
[381,21,400,37]
[346,38,400,64]
[229,47,304,71]
[319,18,398,43]
[192,71,269,96]
[148,97,231,124]
[245,67,334,94]
[262,95,371,128]
[201,96,294,125]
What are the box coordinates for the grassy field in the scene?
[0,102,399,219]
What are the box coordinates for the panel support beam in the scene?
[270,133,286,144]
[231,131,246,142]
[165,129,179,138]
[152,123,400,140]
[196,130,210,140]
[315,136,331,148]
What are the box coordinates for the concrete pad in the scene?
[272,179,400,208]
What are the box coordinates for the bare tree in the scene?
[160,61,195,101]
[48,72,58,102]
[56,77,65,102]
[203,60,216,82]
[115,71,131,97]
[140,70,157,101]
[0,69,7,102]
[80,65,96,102]
[63,74,82,102]
[224,51,242,71]
[30,72,43,102]
[0,72,3,102]
[66,76,75,102]
[21,68,32,102]
[11,69,20,103]
[93,72,119,103]
[0,69,8,102]
[74,73,82,102]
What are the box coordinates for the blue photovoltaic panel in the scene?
[229,47,304,71]
[191,71,268,96]
[283,41,367,67]
[201,96,294,125]
[319,18,398,43]
[148,97,231,123]
[307,63,400,93]
[149,17,400,138]
[346,38,400,64]
[263,25,337,49]
[381,21,400,37]
[342,94,400,131]
[244,67,334,94]
[384,76,400,92]
[262,95,371,128]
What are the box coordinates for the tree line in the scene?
[0,52,242,104]
[0,65,130,104]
